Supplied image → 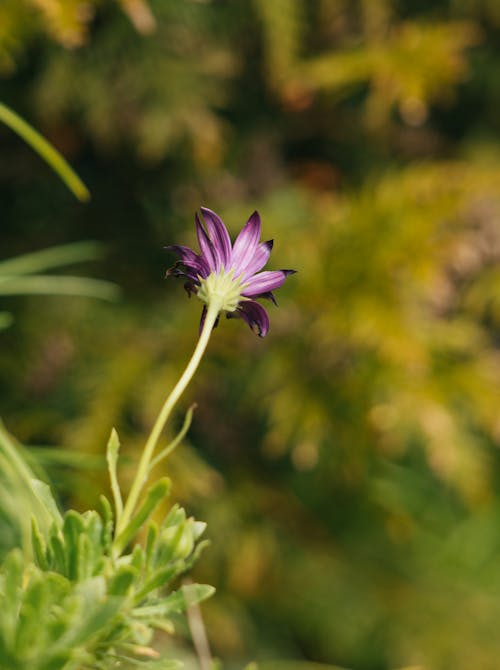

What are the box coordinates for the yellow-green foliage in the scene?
[0,0,155,57]
[4,1,500,668]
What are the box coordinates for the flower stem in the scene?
[115,300,221,538]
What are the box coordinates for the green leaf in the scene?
[31,478,62,526]
[131,544,145,571]
[133,583,215,618]
[0,274,119,301]
[106,428,123,524]
[145,521,159,570]
[257,664,349,670]
[64,577,122,646]
[114,478,171,554]
[0,422,62,557]
[113,658,183,669]
[180,582,215,609]
[0,101,90,201]
[2,549,24,613]
[99,495,114,554]
[134,562,184,603]
[31,518,48,570]
[184,539,210,571]
[49,531,67,574]
[0,242,103,276]
[149,404,196,471]
[108,565,137,596]
[77,532,94,581]
[62,511,85,580]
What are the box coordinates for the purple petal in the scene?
[165,244,198,263]
[195,213,218,271]
[198,305,219,335]
[242,270,295,297]
[259,291,278,306]
[198,305,207,334]
[184,280,199,297]
[165,244,210,277]
[236,300,270,337]
[200,207,232,268]
[241,240,274,280]
[231,211,261,274]
[165,261,197,281]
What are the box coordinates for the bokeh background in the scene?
[3,1,500,668]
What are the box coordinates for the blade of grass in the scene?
[0,275,119,300]
[0,242,104,276]
[0,101,90,202]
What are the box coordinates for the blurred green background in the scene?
[3,1,500,668]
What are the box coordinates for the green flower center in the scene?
[197,269,246,312]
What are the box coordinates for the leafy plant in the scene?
[0,419,213,670]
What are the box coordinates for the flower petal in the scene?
[165,244,210,277]
[231,211,261,274]
[165,261,199,282]
[241,240,274,280]
[259,291,278,306]
[236,300,270,337]
[184,280,198,297]
[200,207,232,268]
[199,305,219,334]
[242,269,295,297]
[195,212,218,271]
[198,305,207,334]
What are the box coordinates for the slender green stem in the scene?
[149,403,196,471]
[115,300,221,537]
[0,102,90,202]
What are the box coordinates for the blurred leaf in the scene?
[0,274,119,300]
[0,242,104,276]
[0,101,90,201]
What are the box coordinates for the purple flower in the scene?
[166,207,295,337]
